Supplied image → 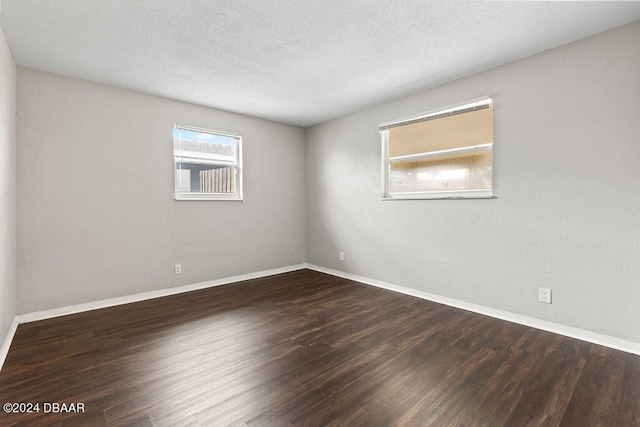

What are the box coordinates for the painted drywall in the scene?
[0,20,16,346]
[306,21,640,343]
[17,69,306,313]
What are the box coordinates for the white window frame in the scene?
[380,97,493,200]
[174,124,243,201]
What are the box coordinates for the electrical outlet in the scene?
[174,264,182,275]
[339,251,344,261]
[539,287,551,304]
[290,246,296,256]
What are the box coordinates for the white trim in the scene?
[14,264,307,325]
[379,96,492,130]
[174,124,239,138]
[383,188,493,200]
[174,192,242,201]
[4,262,638,373]
[381,130,390,199]
[306,264,640,356]
[0,319,19,373]
[1,264,306,372]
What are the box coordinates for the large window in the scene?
[380,97,493,200]
[174,125,243,200]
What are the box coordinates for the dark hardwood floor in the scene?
[0,269,638,426]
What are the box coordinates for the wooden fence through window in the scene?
[199,167,234,193]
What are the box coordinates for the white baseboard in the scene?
[0,318,19,373]
[1,264,307,372]
[0,263,307,370]
[15,264,307,325]
[1,264,304,372]
[3,262,638,372]
[307,264,640,356]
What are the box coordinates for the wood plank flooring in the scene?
[0,269,638,426]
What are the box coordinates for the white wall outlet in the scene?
[339,251,344,261]
[290,246,296,256]
[174,264,182,275]
[539,287,551,304]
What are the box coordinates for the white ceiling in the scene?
[2,1,640,127]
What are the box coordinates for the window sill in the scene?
[175,193,243,201]
[382,189,493,200]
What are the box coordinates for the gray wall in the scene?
[17,69,306,314]
[12,20,640,345]
[306,22,640,343]
[0,20,16,343]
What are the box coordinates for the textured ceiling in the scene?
[2,1,640,127]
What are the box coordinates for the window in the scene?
[380,97,493,200]
[173,125,243,200]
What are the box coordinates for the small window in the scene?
[174,125,243,200]
[380,97,493,200]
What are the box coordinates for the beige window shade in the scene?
[389,105,493,158]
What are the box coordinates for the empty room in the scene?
[1,1,639,426]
